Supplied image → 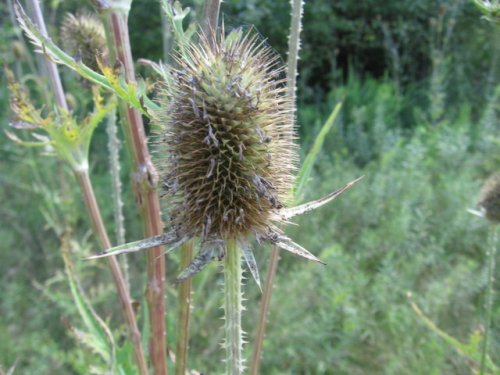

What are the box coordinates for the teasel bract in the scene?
[88,27,360,282]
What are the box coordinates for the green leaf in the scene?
[62,250,116,372]
[294,101,343,202]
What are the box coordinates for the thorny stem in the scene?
[75,169,148,375]
[92,1,168,373]
[224,240,244,375]
[480,225,498,375]
[250,246,280,375]
[26,0,67,110]
[175,242,194,375]
[286,0,305,102]
[106,108,129,288]
[161,0,173,63]
[251,1,305,372]
[203,0,221,49]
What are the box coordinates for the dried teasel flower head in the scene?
[157,28,297,242]
[88,27,362,283]
[478,172,500,223]
[60,12,107,71]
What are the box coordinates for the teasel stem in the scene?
[26,0,67,110]
[75,168,149,375]
[161,0,173,63]
[106,108,129,288]
[91,1,168,373]
[251,1,305,373]
[224,240,244,375]
[286,0,305,102]
[203,0,221,49]
[26,0,69,199]
[21,2,147,373]
[480,224,498,375]
[175,242,193,375]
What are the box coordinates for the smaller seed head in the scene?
[60,12,107,71]
[478,172,500,223]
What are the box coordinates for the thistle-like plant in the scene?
[89,26,359,274]
[13,1,361,372]
[87,26,361,373]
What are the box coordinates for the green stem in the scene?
[480,224,498,375]
[286,0,305,102]
[175,241,194,375]
[224,240,244,375]
[106,107,129,288]
[204,0,221,48]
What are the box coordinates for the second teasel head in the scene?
[478,172,500,223]
[60,12,107,71]
[156,29,297,243]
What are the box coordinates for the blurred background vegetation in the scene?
[0,0,499,374]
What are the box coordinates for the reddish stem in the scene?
[96,5,168,374]
[76,170,149,375]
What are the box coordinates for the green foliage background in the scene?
[0,0,499,374]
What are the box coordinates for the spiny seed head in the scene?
[157,29,297,241]
[478,172,500,223]
[60,12,106,71]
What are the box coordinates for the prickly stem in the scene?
[224,240,245,375]
[480,225,498,375]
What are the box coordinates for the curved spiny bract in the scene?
[156,29,298,244]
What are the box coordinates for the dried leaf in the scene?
[175,241,225,282]
[85,231,186,259]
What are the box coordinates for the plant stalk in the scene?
[75,169,148,375]
[250,246,280,375]
[224,240,244,375]
[26,0,67,110]
[106,108,129,288]
[480,224,498,375]
[203,0,221,48]
[286,0,305,102]
[92,2,168,373]
[175,242,194,375]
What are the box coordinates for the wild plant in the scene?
[7,0,361,374]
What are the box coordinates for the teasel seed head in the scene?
[478,172,500,223]
[60,12,107,71]
[157,28,297,243]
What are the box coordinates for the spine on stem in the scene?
[224,240,244,375]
